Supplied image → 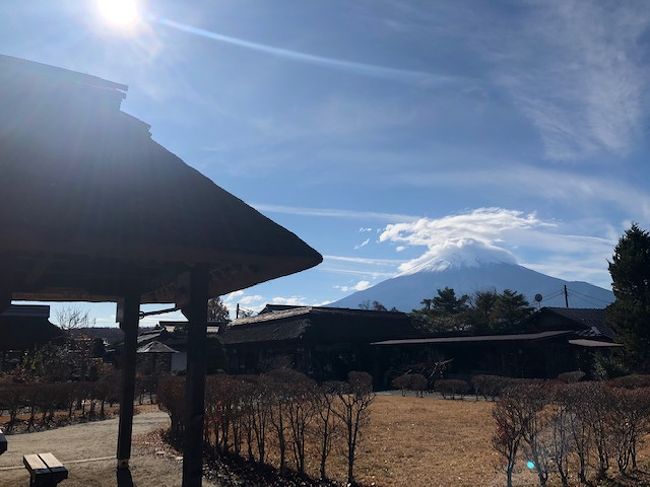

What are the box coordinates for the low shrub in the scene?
[157,375,185,442]
[391,374,411,396]
[435,379,470,400]
[471,375,507,400]
[409,374,428,397]
[391,373,428,397]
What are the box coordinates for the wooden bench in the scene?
[0,428,6,455]
[23,452,68,486]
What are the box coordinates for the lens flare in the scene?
[97,0,139,27]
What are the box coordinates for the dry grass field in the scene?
[262,393,649,487]
[330,394,531,487]
[346,394,650,487]
[2,395,649,486]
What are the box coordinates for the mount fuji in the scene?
[332,243,614,311]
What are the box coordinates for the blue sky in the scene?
[3,0,650,325]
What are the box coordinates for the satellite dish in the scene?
[534,293,543,303]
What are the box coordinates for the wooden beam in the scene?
[181,267,209,487]
[116,291,140,468]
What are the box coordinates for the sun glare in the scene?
[97,0,139,28]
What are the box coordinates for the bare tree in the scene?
[239,379,257,462]
[610,387,650,473]
[333,371,375,486]
[266,370,291,473]
[550,401,572,487]
[286,373,317,474]
[588,383,615,479]
[492,386,527,487]
[315,381,341,480]
[54,305,92,330]
[558,383,592,484]
[249,376,269,464]
[519,383,552,487]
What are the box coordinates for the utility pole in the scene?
[563,285,569,308]
[236,303,240,319]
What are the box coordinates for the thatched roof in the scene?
[220,305,422,345]
[0,55,321,304]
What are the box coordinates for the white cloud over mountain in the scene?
[375,207,616,287]
[379,208,543,273]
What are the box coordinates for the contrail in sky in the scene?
[152,17,451,84]
[252,203,422,222]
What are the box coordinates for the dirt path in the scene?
[0,412,216,486]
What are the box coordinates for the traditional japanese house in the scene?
[111,321,226,374]
[219,304,424,384]
[371,307,620,380]
[0,304,63,370]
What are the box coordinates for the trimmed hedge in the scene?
[435,379,470,399]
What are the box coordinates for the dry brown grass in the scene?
[3,396,649,486]
[252,394,533,486]
[300,395,650,487]
[337,395,518,486]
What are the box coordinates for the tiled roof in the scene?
[541,307,615,339]
[137,341,179,354]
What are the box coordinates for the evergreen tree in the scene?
[490,289,532,332]
[607,224,650,371]
[431,287,469,314]
[468,290,499,333]
[207,296,230,323]
[412,287,470,333]
[412,287,533,333]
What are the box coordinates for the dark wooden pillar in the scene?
[117,292,140,468]
[182,268,209,487]
[0,289,10,314]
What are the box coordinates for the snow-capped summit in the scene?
[333,241,614,311]
[397,239,517,275]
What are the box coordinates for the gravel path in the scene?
[0,412,216,486]
[0,411,169,469]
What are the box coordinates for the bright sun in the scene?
[97,0,140,28]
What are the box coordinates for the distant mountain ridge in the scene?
[332,261,614,311]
